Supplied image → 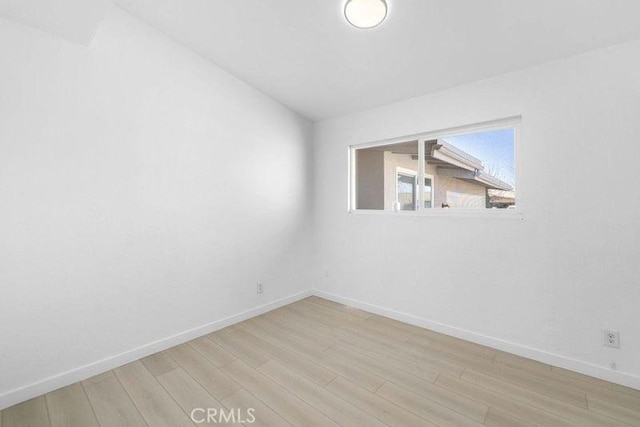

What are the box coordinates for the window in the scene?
[350,119,518,214]
[396,167,417,211]
[423,174,434,209]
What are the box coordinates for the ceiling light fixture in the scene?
[344,0,388,29]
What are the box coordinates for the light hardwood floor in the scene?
[3,296,640,426]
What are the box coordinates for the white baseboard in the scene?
[0,289,312,410]
[313,289,640,391]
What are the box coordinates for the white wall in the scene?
[0,5,312,407]
[313,39,640,387]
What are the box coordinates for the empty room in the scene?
[1,0,640,425]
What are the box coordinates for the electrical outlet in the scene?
[604,330,619,349]
[256,282,263,294]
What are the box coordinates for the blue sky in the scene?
[444,128,515,187]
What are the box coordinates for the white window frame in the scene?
[348,116,522,219]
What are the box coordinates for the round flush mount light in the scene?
[344,0,388,29]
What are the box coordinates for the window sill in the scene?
[348,209,524,220]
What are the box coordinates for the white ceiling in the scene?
[0,0,107,45]
[113,0,640,120]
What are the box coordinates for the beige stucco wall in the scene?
[435,176,486,208]
[355,149,385,209]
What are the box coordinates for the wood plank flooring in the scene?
[2,297,640,426]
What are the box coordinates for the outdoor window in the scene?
[350,119,518,213]
[423,174,434,209]
[396,167,417,211]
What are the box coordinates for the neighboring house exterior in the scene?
[356,139,514,210]
[488,190,516,209]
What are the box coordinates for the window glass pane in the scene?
[354,140,419,211]
[423,177,433,209]
[397,173,416,211]
[425,128,515,209]
[352,126,516,212]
